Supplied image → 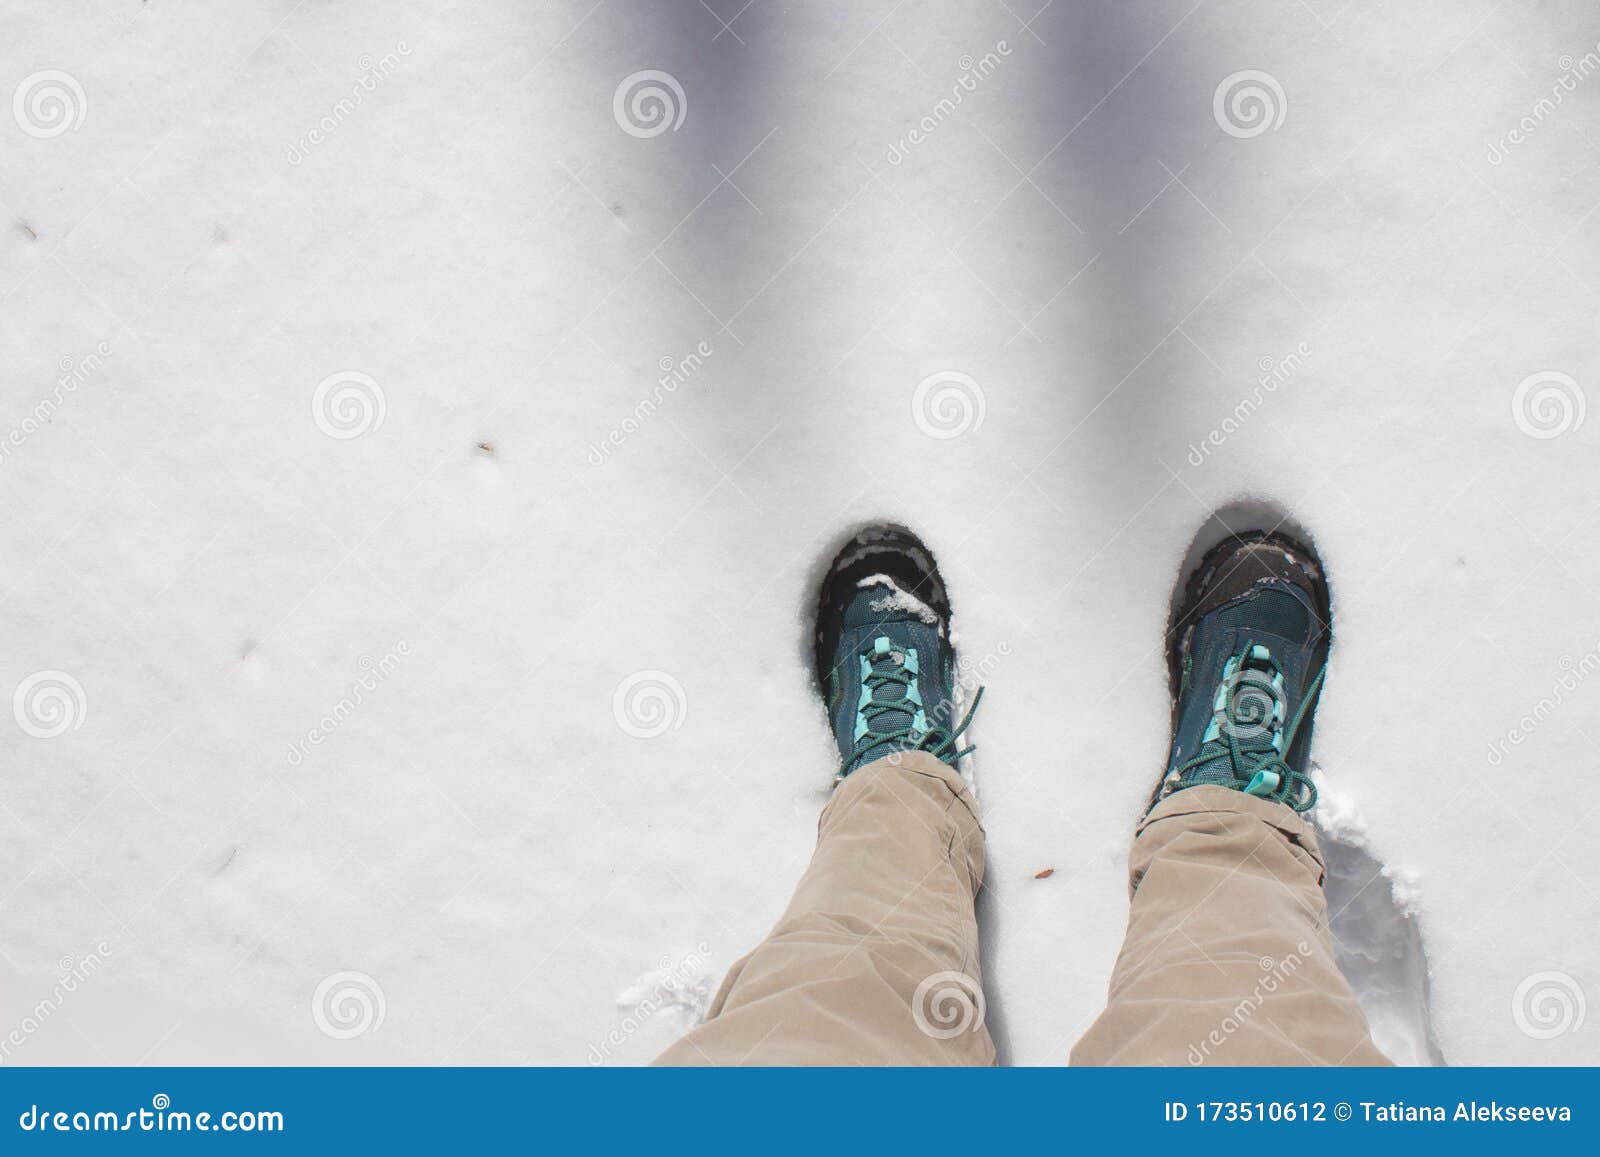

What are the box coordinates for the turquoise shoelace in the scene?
[1172,641,1325,812]
[839,641,983,779]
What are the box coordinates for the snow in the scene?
[2,0,1598,1066]
[860,573,942,626]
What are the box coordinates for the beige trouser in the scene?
[656,756,1388,1066]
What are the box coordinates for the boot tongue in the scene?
[1185,649,1283,790]
[843,584,922,762]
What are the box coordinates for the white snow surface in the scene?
[3,0,1599,1065]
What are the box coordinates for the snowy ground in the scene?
[2,0,1598,1066]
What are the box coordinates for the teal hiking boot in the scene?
[1152,529,1331,813]
[814,525,981,780]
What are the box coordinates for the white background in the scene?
[2,0,1597,1064]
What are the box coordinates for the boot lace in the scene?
[839,636,983,779]
[1171,639,1325,812]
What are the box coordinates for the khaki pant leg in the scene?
[656,752,993,1066]
[1072,785,1389,1066]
